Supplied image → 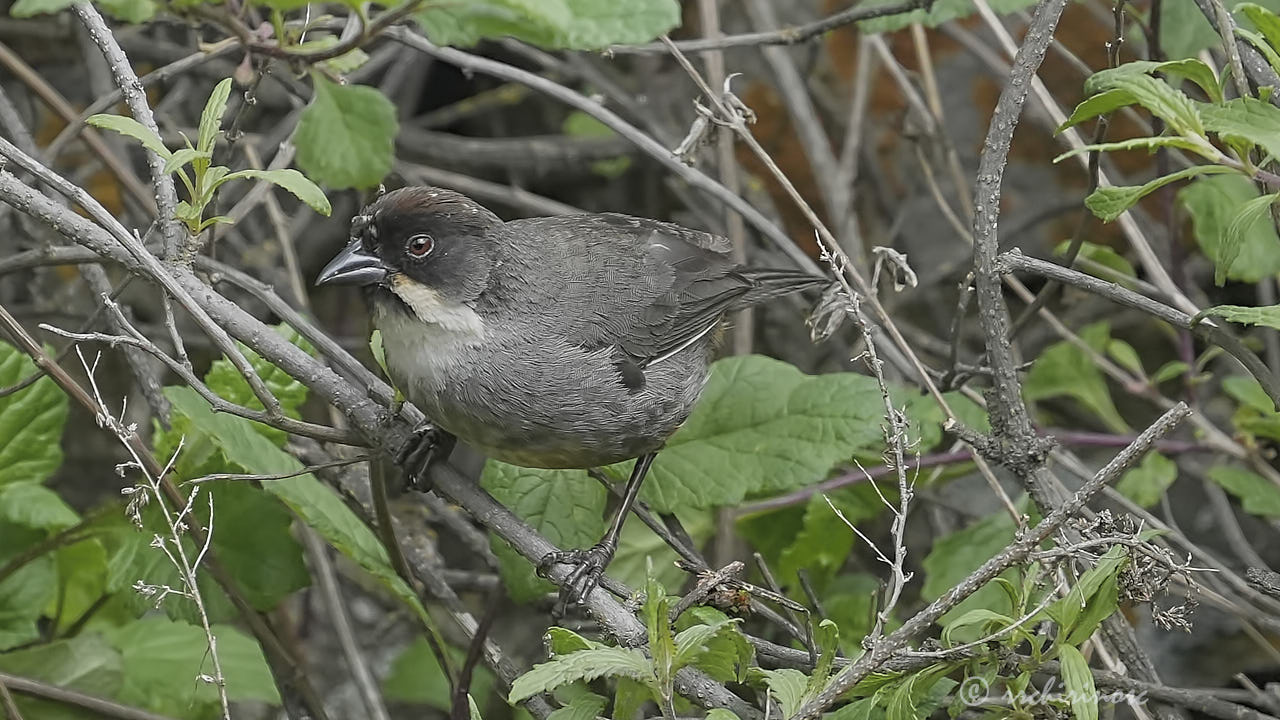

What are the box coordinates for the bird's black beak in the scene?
[316,241,387,287]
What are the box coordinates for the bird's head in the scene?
[316,187,503,312]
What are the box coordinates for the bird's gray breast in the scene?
[373,302,709,469]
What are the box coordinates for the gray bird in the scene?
[317,186,827,603]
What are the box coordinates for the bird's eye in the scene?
[407,234,434,258]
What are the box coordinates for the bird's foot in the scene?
[396,423,455,492]
[537,541,616,610]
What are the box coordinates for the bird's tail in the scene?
[736,268,832,307]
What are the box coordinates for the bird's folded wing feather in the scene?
[506,213,757,367]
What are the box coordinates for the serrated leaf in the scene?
[85,114,171,159]
[1218,193,1280,285]
[1085,165,1232,222]
[0,342,68,486]
[1053,135,1209,163]
[1210,465,1280,517]
[509,647,653,702]
[777,487,881,588]
[1201,98,1280,161]
[481,463,606,602]
[198,79,233,155]
[613,677,649,720]
[547,691,608,720]
[1024,321,1129,432]
[1198,303,1280,330]
[1084,70,1204,135]
[644,574,676,702]
[1058,645,1099,720]
[1116,452,1178,508]
[1181,174,1280,282]
[757,667,809,717]
[416,0,679,50]
[636,355,888,512]
[1059,89,1137,132]
[295,75,397,189]
[217,168,332,216]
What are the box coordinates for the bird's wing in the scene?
[507,214,757,371]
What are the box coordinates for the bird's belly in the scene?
[378,315,707,469]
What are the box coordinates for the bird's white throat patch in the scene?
[388,275,485,338]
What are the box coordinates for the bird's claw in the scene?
[396,423,454,492]
[537,542,615,610]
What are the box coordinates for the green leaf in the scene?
[1224,376,1280,440]
[0,634,122,717]
[857,0,1037,33]
[0,482,77,529]
[509,647,653,702]
[1198,303,1280,330]
[758,668,809,717]
[85,114,171,159]
[563,111,630,178]
[613,677,650,720]
[609,505,710,591]
[1106,339,1145,378]
[203,323,314,446]
[481,463,606,602]
[416,0,680,50]
[9,0,73,17]
[1046,545,1126,646]
[1152,360,1190,385]
[1058,644,1099,720]
[1180,174,1280,282]
[198,79,233,155]
[1024,321,1129,432]
[547,691,608,720]
[49,540,106,634]
[0,522,56,650]
[673,609,753,683]
[1219,193,1280,285]
[1239,2,1280,50]
[163,148,209,174]
[706,711,741,720]
[1053,241,1137,284]
[96,0,156,22]
[636,355,888,512]
[1053,136,1210,164]
[1210,465,1280,517]
[384,640,496,709]
[1161,0,1220,59]
[105,616,280,713]
[1085,165,1232,222]
[1059,89,1137,132]
[924,508,1019,628]
[0,342,68,486]
[1116,452,1178,508]
[217,169,333,216]
[1201,98,1280,161]
[776,488,880,588]
[1238,27,1280,79]
[643,574,676,702]
[163,388,425,621]
[1083,69,1204,135]
[295,75,398,189]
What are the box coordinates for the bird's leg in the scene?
[396,422,456,492]
[538,453,656,609]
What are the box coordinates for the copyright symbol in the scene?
[959,676,989,705]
